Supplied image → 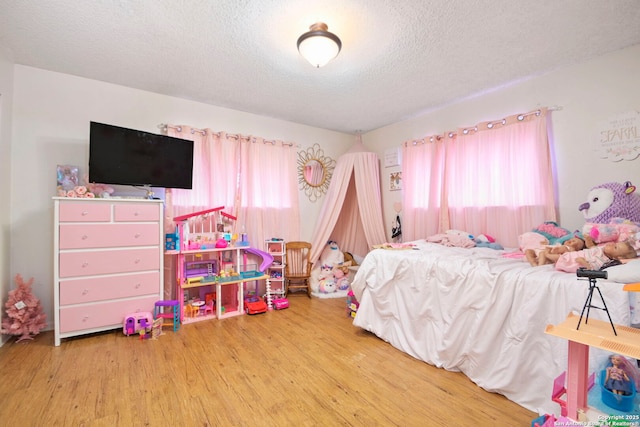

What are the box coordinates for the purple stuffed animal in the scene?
[579,181,640,224]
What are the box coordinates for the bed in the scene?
[350,240,638,415]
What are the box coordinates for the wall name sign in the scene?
[597,110,640,161]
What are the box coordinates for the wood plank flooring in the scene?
[0,297,535,426]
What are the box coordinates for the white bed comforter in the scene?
[351,240,633,415]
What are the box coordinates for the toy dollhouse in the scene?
[167,207,274,323]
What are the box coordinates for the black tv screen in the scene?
[89,122,194,189]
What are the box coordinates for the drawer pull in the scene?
[82,315,89,322]
[134,233,141,238]
[81,211,89,216]
[82,262,89,268]
[134,259,141,264]
[135,283,141,289]
[134,212,140,216]
[81,235,88,240]
[82,289,89,295]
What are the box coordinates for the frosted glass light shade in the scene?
[297,22,342,68]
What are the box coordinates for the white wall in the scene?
[0,47,14,346]
[9,65,352,331]
[364,44,640,240]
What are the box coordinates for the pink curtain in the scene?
[165,125,300,245]
[401,108,555,247]
[402,136,447,240]
[309,141,386,263]
[237,137,301,246]
[166,127,239,223]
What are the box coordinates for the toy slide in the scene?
[244,247,274,272]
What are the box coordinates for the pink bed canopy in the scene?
[309,139,387,264]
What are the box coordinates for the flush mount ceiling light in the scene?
[297,22,342,68]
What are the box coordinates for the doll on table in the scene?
[555,240,637,273]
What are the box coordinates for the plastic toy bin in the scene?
[599,369,636,412]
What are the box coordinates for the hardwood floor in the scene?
[0,297,535,426]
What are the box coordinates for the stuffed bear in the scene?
[579,181,640,224]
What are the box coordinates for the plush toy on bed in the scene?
[473,234,504,250]
[578,181,640,249]
[583,218,640,244]
[579,181,640,224]
[532,221,573,245]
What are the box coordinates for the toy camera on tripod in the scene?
[576,268,607,280]
[576,268,616,335]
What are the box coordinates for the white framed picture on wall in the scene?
[390,172,402,191]
[384,148,401,167]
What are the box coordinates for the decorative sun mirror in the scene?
[297,143,336,202]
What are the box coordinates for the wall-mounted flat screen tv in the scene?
[89,121,194,189]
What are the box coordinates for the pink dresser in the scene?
[53,198,164,346]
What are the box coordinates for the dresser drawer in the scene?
[59,296,158,333]
[59,223,159,249]
[114,203,160,222]
[59,272,160,305]
[59,248,160,278]
[59,202,111,222]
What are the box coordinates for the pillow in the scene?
[606,259,640,284]
[533,221,572,244]
[518,231,549,252]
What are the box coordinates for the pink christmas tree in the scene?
[1,274,47,342]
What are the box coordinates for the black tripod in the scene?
[576,268,617,336]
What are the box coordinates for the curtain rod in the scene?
[406,105,563,146]
[159,123,296,147]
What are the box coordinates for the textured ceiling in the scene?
[1,0,639,134]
